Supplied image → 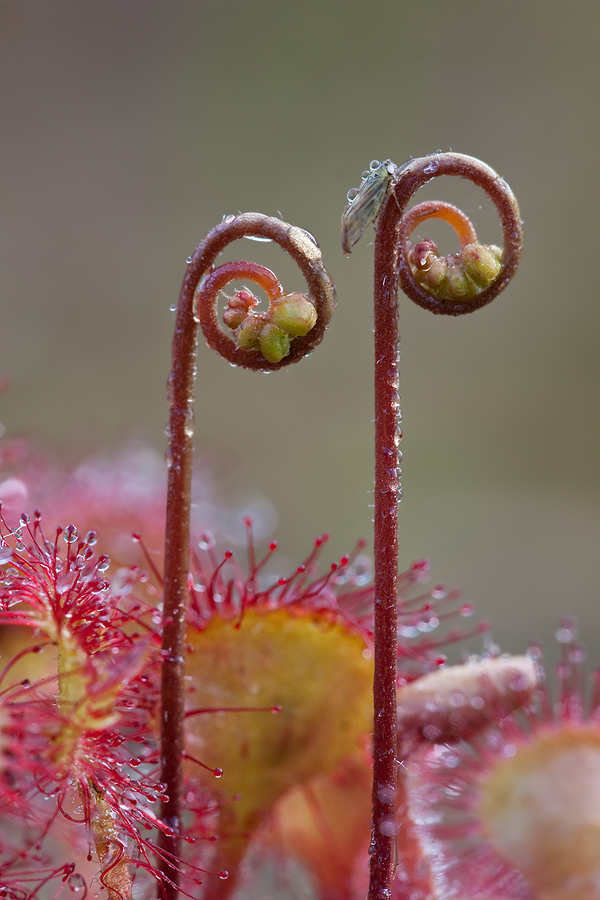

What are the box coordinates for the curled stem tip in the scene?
[345,153,522,900]
[194,213,335,369]
[160,212,334,896]
[388,152,522,315]
[343,153,522,314]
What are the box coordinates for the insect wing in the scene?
[341,161,395,255]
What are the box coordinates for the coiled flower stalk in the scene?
[160,213,335,896]
[342,152,523,900]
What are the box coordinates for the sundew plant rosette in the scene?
[403,622,600,900]
[0,153,542,900]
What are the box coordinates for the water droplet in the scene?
[222,214,235,224]
[527,642,543,661]
[378,815,397,836]
[350,555,372,586]
[442,751,459,769]
[84,530,97,546]
[63,525,79,544]
[569,643,586,665]
[96,555,111,573]
[184,401,195,439]
[376,784,395,804]
[198,532,215,551]
[423,160,439,174]
[297,227,319,247]
[346,187,359,202]
[556,617,578,643]
[67,873,86,893]
[244,234,273,243]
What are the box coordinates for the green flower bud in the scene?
[460,242,503,289]
[445,260,478,301]
[271,293,318,336]
[236,315,265,351]
[258,322,291,363]
[416,255,449,294]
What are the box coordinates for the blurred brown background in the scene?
[1,1,599,665]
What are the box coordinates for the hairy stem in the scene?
[367,152,522,900]
[159,214,334,897]
[369,195,402,900]
[159,242,197,894]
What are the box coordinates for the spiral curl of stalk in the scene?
[356,152,523,900]
[160,213,334,897]
[389,152,522,315]
[196,216,334,369]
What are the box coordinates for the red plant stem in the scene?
[159,214,334,897]
[366,153,522,900]
[368,200,402,900]
[400,200,478,247]
[159,253,197,894]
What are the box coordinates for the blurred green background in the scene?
[1,0,599,664]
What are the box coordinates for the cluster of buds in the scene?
[222,287,318,363]
[407,238,503,302]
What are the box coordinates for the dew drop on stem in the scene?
[67,873,86,893]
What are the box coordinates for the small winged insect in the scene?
[341,159,397,255]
